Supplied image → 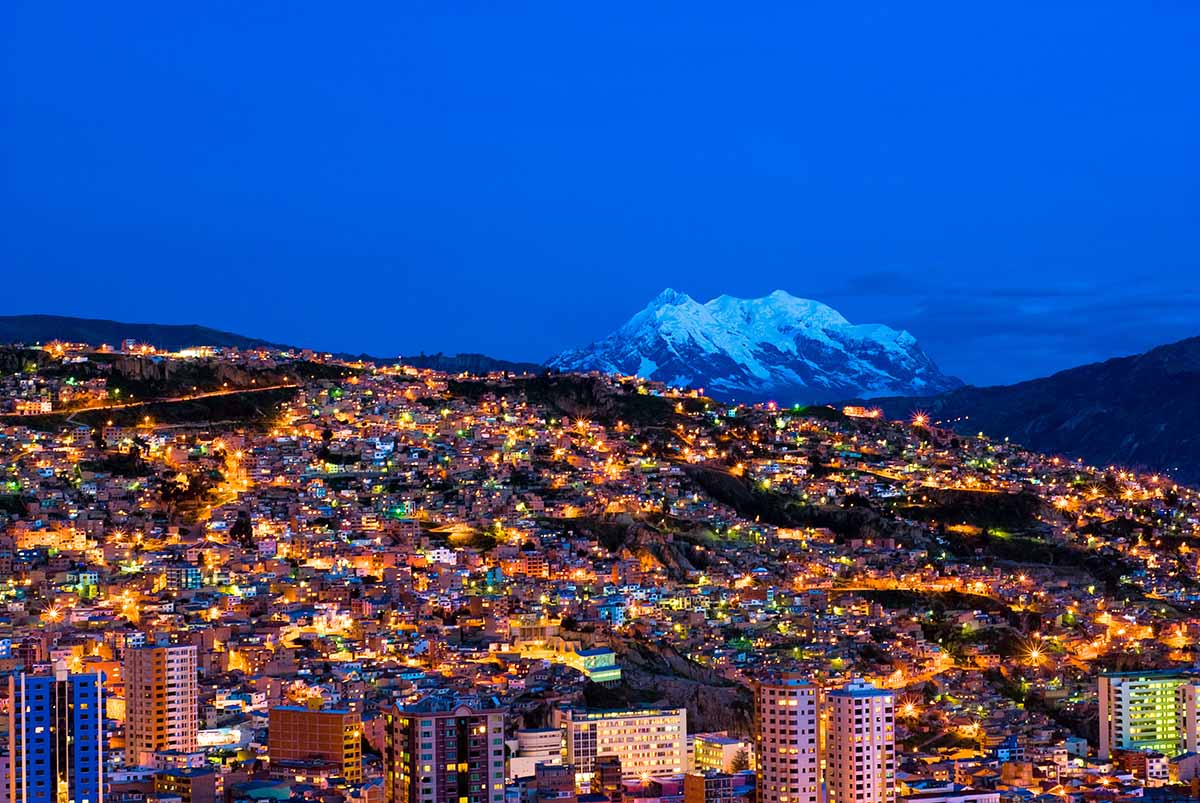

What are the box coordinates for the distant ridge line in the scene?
[0,314,539,374]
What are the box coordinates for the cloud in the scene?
[808,270,1200,384]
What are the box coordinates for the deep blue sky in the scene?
[3,2,1198,385]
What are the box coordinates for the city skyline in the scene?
[0,338,1198,800]
[2,3,1199,802]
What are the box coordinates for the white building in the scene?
[509,727,563,781]
[826,680,896,803]
[693,732,752,773]
[553,706,687,781]
[755,674,820,803]
[426,547,457,565]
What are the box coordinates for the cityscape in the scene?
[0,339,1198,803]
[3,4,1199,803]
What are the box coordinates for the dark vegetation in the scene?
[895,488,1047,531]
[0,347,54,375]
[988,668,1097,742]
[835,588,1010,615]
[78,452,150,477]
[683,463,922,542]
[782,404,849,423]
[538,513,714,579]
[447,374,712,432]
[935,527,1147,598]
[0,495,27,516]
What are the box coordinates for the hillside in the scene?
[866,336,1200,485]
[387,352,542,375]
[0,314,283,352]
[0,315,537,374]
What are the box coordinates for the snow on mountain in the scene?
[548,289,961,403]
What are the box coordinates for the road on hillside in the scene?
[0,383,298,423]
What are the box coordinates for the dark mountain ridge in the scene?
[0,314,537,375]
[380,352,542,374]
[862,336,1200,485]
[0,314,282,352]
[8,314,1196,484]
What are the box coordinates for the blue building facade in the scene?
[8,665,104,803]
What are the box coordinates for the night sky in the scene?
[3,2,1198,385]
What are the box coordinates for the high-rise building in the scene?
[554,707,687,781]
[826,680,895,803]
[754,674,819,803]
[268,706,363,783]
[1186,680,1200,755]
[8,662,105,803]
[385,696,506,803]
[123,645,198,766]
[1099,672,1200,759]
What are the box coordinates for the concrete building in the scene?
[534,763,578,803]
[385,696,506,803]
[154,767,222,803]
[572,649,622,685]
[593,755,623,803]
[754,674,819,803]
[8,663,104,803]
[554,707,687,782]
[268,705,363,784]
[1114,750,1170,787]
[1099,672,1199,759]
[511,728,565,781]
[684,771,737,803]
[693,733,752,773]
[826,680,896,803]
[896,781,999,803]
[1186,679,1200,755]
[124,645,198,767]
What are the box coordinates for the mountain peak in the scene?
[550,289,961,404]
[647,288,696,308]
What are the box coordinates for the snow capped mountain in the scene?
[549,289,961,403]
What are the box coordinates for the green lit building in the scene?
[572,648,622,685]
[1098,671,1200,759]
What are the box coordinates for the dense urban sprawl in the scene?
[2,341,1199,803]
